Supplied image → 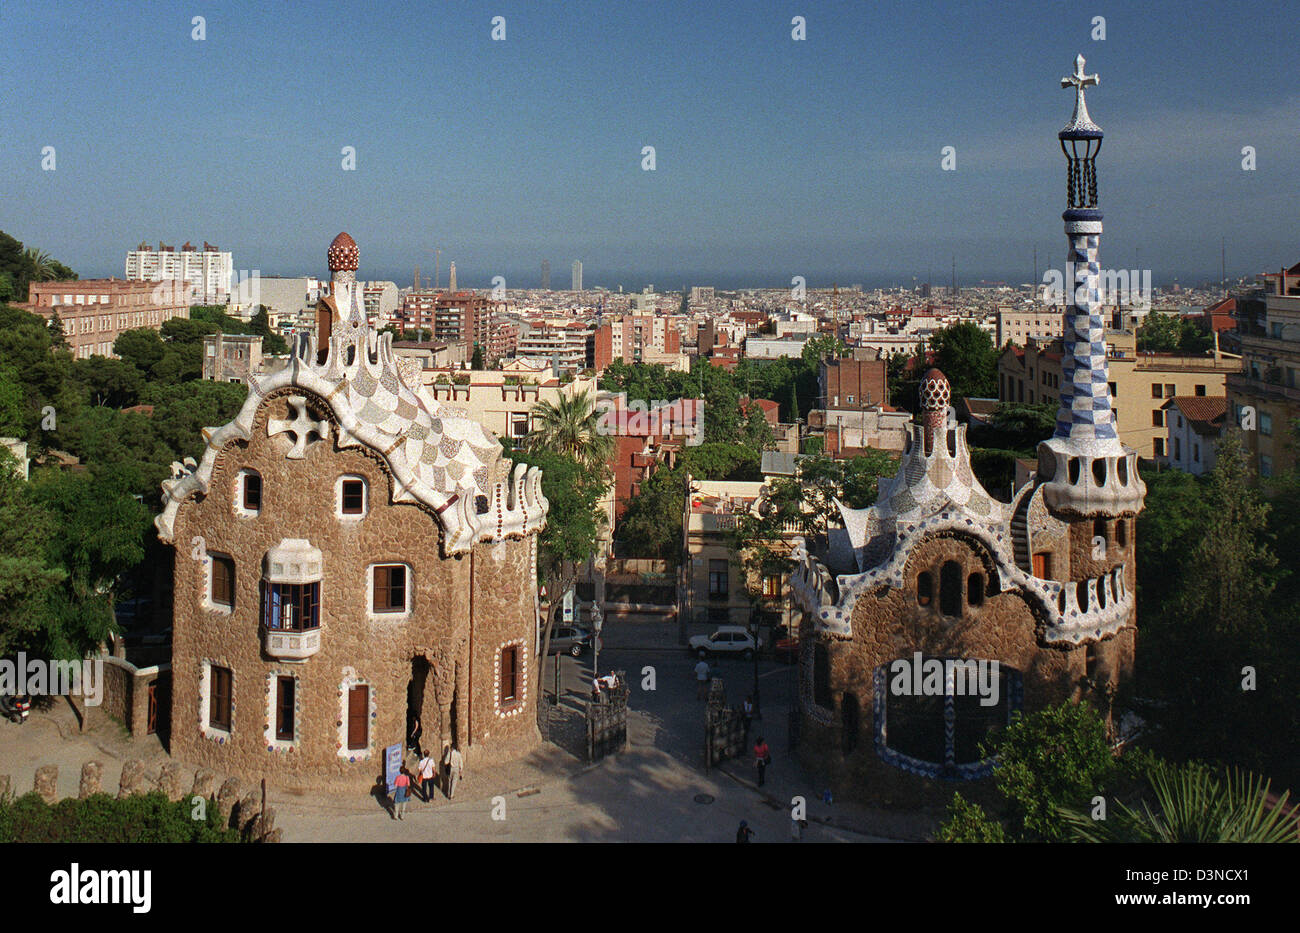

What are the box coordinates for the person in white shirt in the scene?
[443,745,464,799]
[417,752,437,802]
[695,659,711,700]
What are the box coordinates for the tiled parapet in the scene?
[1036,437,1145,518]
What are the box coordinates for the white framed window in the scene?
[336,475,368,519]
[200,660,234,743]
[235,469,262,516]
[264,670,300,751]
[205,552,236,613]
[368,563,412,619]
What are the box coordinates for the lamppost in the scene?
[747,606,761,719]
[590,601,603,682]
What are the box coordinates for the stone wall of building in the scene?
[96,655,170,738]
[168,389,538,787]
[798,532,1083,807]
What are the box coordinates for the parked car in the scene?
[688,626,761,660]
[546,625,592,657]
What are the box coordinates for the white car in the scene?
[688,626,761,660]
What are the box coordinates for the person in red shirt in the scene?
[754,737,771,787]
[392,767,411,820]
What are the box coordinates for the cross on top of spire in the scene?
[1061,54,1101,134]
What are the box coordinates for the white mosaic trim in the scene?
[494,639,528,718]
[337,667,376,761]
[263,668,301,754]
[198,658,234,745]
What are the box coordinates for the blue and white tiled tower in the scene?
[1038,55,1144,516]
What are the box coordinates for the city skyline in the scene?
[3,0,1297,288]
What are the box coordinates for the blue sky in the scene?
[2,0,1296,290]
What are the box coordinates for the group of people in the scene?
[590,670,624,703]
[390,743,465,820]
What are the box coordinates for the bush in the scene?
[0,791,244,843]
[936,792,1006,843]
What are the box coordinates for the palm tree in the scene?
[24,248,56,282]
[1059,761,1298,843]
[525,388,613,469]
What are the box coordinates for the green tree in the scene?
[984,701,1119,842]
[615,463,684,562]
[30,469,150,658]
[113,328,166,374]
[800,333,846,367]
[936,793,1007,843]
[525,388,613,470]
[471,344,485,370]
[928,322,998,403]
[47,311,68,348]
[0,448,66,656]
[505,446,608,689]
[1059,761,1297,843]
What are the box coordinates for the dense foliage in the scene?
[0,791,243,843]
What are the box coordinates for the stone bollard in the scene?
[189,769,215,802]
[216,778,241,823]
[79,761,104,799]
[263,828,283,844]
[34,765,59,804]
[117,760,147,798]
[156,762,184,801]
[258,805,276,837]
[236,792,260,835]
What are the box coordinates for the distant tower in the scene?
[541,260,551,291]
[448,261,457,292]
[1037,55,1144,517]
[572,260,583,291]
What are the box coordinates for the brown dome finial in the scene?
[327,232,359,273]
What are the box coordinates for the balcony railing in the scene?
[262,624,321,661]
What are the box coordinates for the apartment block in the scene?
[23,279,190,359]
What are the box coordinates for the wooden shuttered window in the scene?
[347,685,369,750]
[372,565,407,613]
[500,646,520,707]
[211,556,235,608]
[209,666,232,731]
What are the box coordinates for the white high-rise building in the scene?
[572,260,583,291]
[125,241,233,303]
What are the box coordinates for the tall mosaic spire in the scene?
[1054,54,1118,446]
[1037,55,1143,516]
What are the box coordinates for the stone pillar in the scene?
[79,761,104,799]
[34,765,58,804]
[189,768,215,801]
[216,778,241,823]
[156,761,184,801]
[117,759,147,798]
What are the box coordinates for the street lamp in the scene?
[748,606,761,719]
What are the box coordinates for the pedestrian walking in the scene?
[754,736,771,787]
[392,767,411,820]
[407,716,423,757]
[736,820,755,843]
[694,658,710,700]
[443,744,464,799]
[742,695,754,745]
[417,751,437,802]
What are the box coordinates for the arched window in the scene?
[1076,579,1089,611]
[1093,518,1108,545]
[1116,517,1128,548]
[1092,458,1107,486]
[916,572,933,606]
[946,430,957,458]
[967,573,984,607]
[1068,457,1081,485]
[939,561,962,616]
